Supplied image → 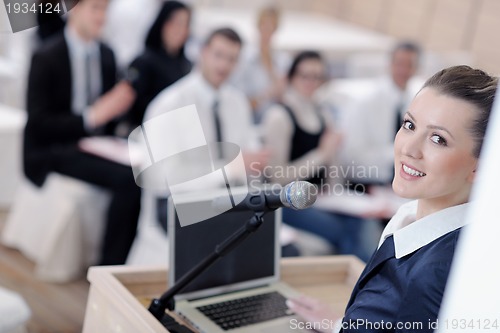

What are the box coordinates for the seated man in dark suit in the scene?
[24,0,140,265]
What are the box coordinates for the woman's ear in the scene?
[467,161,478,183]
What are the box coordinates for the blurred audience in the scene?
[24,0,140,265]
[341,41,422,187]
[262,51,375,261]
[231,6,290,122]
[123,0,192,134]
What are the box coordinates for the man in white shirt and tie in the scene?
[127,28,270,264]
[145,27,268,174]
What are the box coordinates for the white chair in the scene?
[126,190,169,266]
[0,287,30,333]
[1,173,110,282]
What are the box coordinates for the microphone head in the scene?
[280,181,317,210]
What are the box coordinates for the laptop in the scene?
[168,193,311,333]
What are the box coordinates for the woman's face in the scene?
[162,8,190,53]
[290,59,326,99]
[393,87,478,209]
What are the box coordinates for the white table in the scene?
[0,104,26,207]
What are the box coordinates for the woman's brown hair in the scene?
[422,65,498,158]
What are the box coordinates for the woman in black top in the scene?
[263,51,375,261]
[126,1,192,130]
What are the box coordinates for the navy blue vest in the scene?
[341,228,462,333]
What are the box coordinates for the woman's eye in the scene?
[402,120,414,130]
[431,134,447,146]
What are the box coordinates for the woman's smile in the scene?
[400,163,426,179]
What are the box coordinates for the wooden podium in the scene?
[82,256,364,332]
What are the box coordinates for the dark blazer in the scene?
[341,228,462,333]
[24,33,117,187]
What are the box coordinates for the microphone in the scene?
[214,181,318,213]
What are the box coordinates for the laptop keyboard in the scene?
[196,291,292,331]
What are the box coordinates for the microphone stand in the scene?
[148,211,266,328]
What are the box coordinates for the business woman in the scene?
[125,0,192,131]
[287,65,498,332]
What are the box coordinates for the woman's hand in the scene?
[286,295,341,333]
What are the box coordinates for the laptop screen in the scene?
[169,197,280,301]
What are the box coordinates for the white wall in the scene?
[437,87,500,332]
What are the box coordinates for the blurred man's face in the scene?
[391,49,419,90]
[71,0,108,41]
[201,35,241,88]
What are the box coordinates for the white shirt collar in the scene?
[379,200,471,258]
[192,71,225,107]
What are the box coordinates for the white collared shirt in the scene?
[142,71,259,197]
[379,200,471,258]
[64,26,101,118]
[145,71,259,151]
